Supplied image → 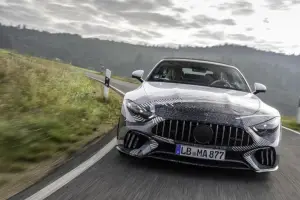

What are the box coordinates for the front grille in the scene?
[254,148,276,167]
[124,131,147,149]
[152,120,254,147]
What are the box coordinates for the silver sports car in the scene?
[116,58,281,173]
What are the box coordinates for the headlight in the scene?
[251,117,280,136]
[126,99,155,121]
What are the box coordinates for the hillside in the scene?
[0,49,121,199]
[0,24,300,116]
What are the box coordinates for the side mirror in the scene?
[253,82,267,94]
[132,70,144,83]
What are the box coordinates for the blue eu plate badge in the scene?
[175,144,181,155]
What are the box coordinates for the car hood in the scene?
[124,81,280,126]
[130,81,262,116]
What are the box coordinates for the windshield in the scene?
[147,60,250,92]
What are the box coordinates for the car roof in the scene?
[160,57,238,69]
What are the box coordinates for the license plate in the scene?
[175,144,226,161]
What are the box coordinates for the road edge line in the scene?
[282,126,300,135]
[24,138,117,200]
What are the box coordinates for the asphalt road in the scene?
[12,73,300,200]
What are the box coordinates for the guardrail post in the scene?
[104,69,111,101]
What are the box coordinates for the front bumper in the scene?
[117,115,280,173]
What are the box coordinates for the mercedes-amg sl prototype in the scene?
[116,58,281,173]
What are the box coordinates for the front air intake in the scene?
[254,148,276,167]
[124,131,148,149]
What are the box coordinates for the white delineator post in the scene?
[104,69,111,101]
[297,96,300,125]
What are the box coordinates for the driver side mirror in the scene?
[132,70,144,83]
[253,82,267,94]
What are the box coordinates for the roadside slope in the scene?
[0,49,121,199]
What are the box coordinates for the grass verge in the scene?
[282,116,300,132]
[0,49,121,199]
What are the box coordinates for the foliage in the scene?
[0,49,121,174]
[282,116,300,132]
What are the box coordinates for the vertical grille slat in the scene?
[261,150,264,165]
[168,120,172,138]
[215,125,219,145]
[188,121,192,142]
[240,130,245,146]
[270,148,274,165]
[221,125,225,146]
[181,121,186,140]
[266,149,269,165]
[234,128,238,146]
[128,134,135,148]
[162,121,165,137]
[152,120,253,147]
[175,120,179,140]
[228,127,232,146]
[133,137,139,148]
[125,132,132,148]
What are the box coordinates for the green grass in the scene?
[0,179,8,187]
[0,49,121,173]
[282,116,300,132]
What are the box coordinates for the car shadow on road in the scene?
[119,154,272,183]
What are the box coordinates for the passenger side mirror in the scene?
[253,82,267,94]
[132,70,144,83]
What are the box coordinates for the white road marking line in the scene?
[25,138,117,200]
[283,126,300,135]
